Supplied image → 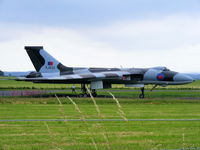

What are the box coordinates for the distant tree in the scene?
[0,70,4,76]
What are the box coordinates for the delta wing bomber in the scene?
[17,46,194,98]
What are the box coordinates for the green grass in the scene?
[0,78,69,90]
[0,97,200,150]
[1,77,200,149]
[29,89,200,99]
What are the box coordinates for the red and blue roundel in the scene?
[157,73,165,81]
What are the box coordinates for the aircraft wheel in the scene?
[83,94,88,97]
[139,94,144,99]
[80,94,88,97]
[92,92,97,97]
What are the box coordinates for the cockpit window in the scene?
[153,66,170,71]
[163,67,170,71]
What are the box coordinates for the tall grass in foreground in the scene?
[107,91,128,121]
[58,92,191,150]
[67,96,98,150]
[55,94,77,148]
[86,87,111,150]
[63,88,131,150]
[1,95,200,149]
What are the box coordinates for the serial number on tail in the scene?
[46,66,56,69]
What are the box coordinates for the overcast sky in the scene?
[1,0,200,72]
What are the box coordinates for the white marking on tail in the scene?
[39,49,60,74]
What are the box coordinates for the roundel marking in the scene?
[157,73,165,81]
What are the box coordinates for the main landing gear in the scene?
[80,84,87,97]
[91,89,97,97]
[80,84,97,97]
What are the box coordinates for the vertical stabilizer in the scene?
[25,46,60,74]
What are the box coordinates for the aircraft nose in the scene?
[173,73,194,83]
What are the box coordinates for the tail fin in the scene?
[25,46,61,74]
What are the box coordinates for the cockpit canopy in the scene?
[152,66,170,71]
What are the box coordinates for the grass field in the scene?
[1,97,200,150]
[1,79,200,149]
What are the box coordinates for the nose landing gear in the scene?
[139,85,158,99]
[139,87,145,99]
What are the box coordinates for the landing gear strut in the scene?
[139,87,145,99]
[91,89,97,97]
[80,84,98,97]
[80,84,88,97]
